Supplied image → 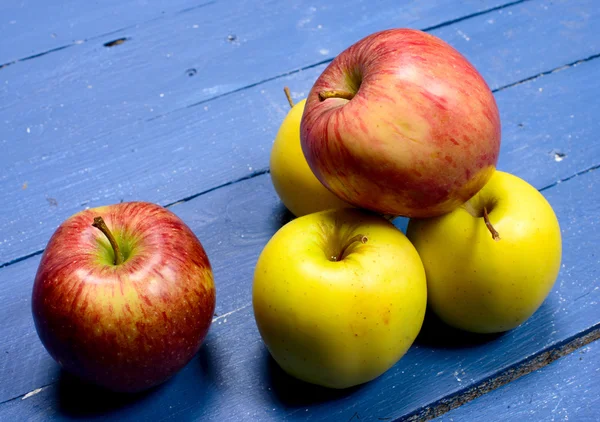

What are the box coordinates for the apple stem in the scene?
[318,90,355,102]
[283,86,294,108]
[483,207,501,241]
[92,216,124,265]
[382,214,397,222]
[331,234,368,262]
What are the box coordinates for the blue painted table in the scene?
[1,0,598,420]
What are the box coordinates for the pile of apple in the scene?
[30,29,561,395]
[259,29,562,388]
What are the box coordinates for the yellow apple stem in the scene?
[318,90,355,102]
[483,207,501,241]
[283,86,294,108]
[332,234,368,262]
[92,216,124,265]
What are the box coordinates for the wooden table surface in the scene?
[1,0,599,420]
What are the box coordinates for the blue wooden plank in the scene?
[435,340,600,421]
[0,0,516,66]
[0,166,597,420]
[1,0,517,140]
[0,175,288,403]
[0,0,214,65]
[1,0,599,266]
[0,1,599,419]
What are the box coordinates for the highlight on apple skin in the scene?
[31,202,216,393]
[301,28,501,218]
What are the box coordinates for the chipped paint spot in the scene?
[457,30,470,41]
[212,304,250,322]
[22,388,43,400]
[554,151,566,162]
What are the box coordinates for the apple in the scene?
[252,208,427,388]
[31,201,216,392]
[300,28,501,218]
[407,171,562,333]
[270,87,350,217]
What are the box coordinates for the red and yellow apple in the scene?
[252,208,427,388]
[270,88,350,217]
[407,171,562,333]
[31,202,216,392]
[301,28,501,218]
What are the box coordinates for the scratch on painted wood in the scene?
[212,304,250,323]
[21,388,43,400]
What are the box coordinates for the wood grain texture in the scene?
[1,0,599,419]
[435,340,600,421]
[0,0,516,66]
[1,0,599,266]
[0,0,215,65]
[0,166,598,420]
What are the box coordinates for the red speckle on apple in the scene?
[32,202,216,393]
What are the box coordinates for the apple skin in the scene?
[253,208,427,388]
[407,171,562,333]
[301,28,500,218]
[270,98,351,217]
[31,202,216,392]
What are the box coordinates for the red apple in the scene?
[31,202,216,392]
[301,28,501,218]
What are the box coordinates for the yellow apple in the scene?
[252,208,427,388]
[269,89,350,217]
[407,170,562,334]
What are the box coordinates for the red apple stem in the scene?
[483,207,501,241]
[283,86,294,108]
[92,216,124,265]
[332,234,368,262]
[318,90,355,102]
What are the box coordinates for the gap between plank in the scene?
[539,163,600,192]
[404,324,600,421]
[494,52,600,93]
[0,0,525,71]
[164,168,270,207]
[0,0,217,70]
[0,161,598,270]
[420,0,532,32]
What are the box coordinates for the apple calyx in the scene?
[92,216,124,265]
[318,90,355,102]
[483,206,501,242]
[283,86,294,108]
[330,234,368,262]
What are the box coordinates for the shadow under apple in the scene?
[54,371,158,418]
[54,341,218,419]
[414,309,505,350]
[259,344,361,409]
[415,293,560,351]
[270,203,294,231]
